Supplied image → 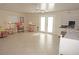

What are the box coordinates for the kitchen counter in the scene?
[64,30,79,40]
[59,30,79,55]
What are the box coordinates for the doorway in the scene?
[40,16,53,33]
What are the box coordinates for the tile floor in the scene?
[0,32,60,55]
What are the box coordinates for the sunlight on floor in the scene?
[0,32,60,55]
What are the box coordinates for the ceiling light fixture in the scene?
[40,3,55,12]
[35,3,55,13]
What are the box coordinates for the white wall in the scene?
[60,10,79,29]
[0,10,28,31]
[24,10,79,35]
[0,9,79,35]
[24,12,61,35]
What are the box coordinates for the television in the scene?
[68,21,75,28]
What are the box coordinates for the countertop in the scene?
[59,30,79,55]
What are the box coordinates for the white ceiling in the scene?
[0,3,79,13]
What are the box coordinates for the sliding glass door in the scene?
[40,17,45,32]
[40,16,53,33]
[47,17,53,33]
